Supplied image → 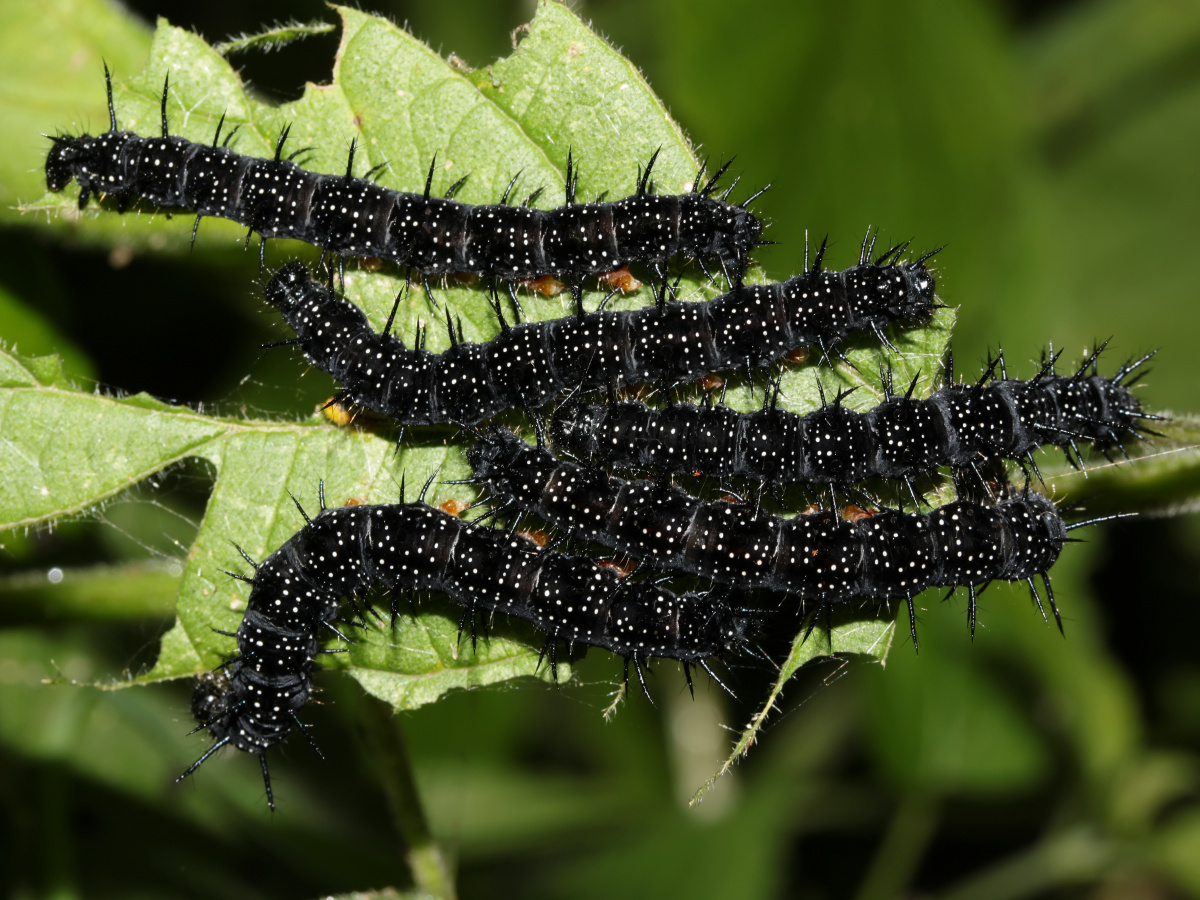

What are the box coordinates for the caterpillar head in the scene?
[190,669,237,740]
[1095,378,1148,448]
[683,589,760,659]
[678,194,763,275]
[549,400,604,458]
[466,427,526,483]
[722,605,759,651]
[466,427,563,511]
[264,261,312,314]
[44,135,87,192]
[887,258,939,321]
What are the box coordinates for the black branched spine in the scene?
[263,241,937,424]
[45,73,761,284]
[551,345,1157,487]
[470,430,1068,604]
[182,498,754,807]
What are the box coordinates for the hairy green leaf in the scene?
[1043,415,1200,517]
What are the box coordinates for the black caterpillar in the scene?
[469,429,1081,642]
[177,486,755,808]
[45,68,763,300]
[551,344,1160,494]
[262,233,938,425]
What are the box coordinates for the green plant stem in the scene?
[359,696,457,900]
[853,795,939,900]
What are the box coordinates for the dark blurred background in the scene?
[2,0,1200,898]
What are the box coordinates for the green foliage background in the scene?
[1,0,1199,898]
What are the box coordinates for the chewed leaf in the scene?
[7,2,954,715]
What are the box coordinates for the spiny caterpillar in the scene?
[468,429,1094,646]
[45,68,763,304]
[551,344,1160,496]
[178,484,756,808]
[261,231,938,425]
